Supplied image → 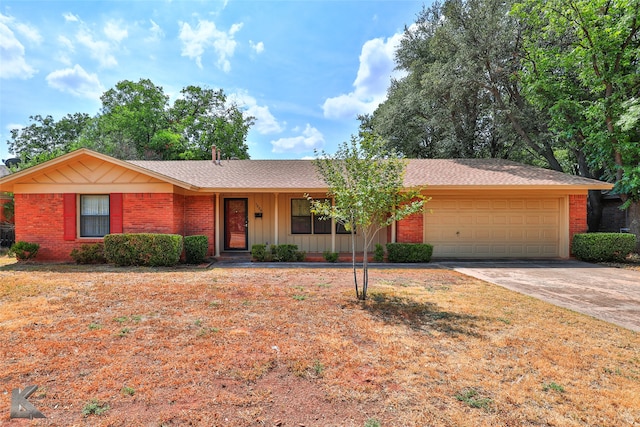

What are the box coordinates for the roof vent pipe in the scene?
[212,145,217,163]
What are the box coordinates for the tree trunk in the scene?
[587,190,603,232]
[351,229,359,299]
[361,243,369,301]
[628,200,640,253]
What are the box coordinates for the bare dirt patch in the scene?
[0,259,638,426]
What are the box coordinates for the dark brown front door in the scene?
[224,198,248,250]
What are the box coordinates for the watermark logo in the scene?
[10,385,46,419]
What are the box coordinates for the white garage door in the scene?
[425,198,560,258]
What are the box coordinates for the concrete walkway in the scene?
[440,260,640,332]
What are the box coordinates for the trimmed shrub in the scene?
[273,244,305,262]
[386,243,433,263]
[572,233,636,262]
[373,243,384,262]
[9,241,39,261]
[184,235,208,264]
[104,234,183,267]
[251,244,305,262]
[323,251,339,262]
[70,243,107,264]
[251,244,272,262]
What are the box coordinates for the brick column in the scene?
[569,194,588,254]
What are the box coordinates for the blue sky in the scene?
[0,0,426,162]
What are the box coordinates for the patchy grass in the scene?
[0,261,638,426]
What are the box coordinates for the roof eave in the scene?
[196,187,328,194]
[420,184,614,191]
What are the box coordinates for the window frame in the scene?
[79,194,110,238]
[290,198,333,235]
[291,198,312,234]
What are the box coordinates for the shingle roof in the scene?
[0,149,612,192]
[128,159,327,190]
[128,157,612,191]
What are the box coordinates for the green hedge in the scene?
[251,244,305,262]
[9,241,40,261]
[386,243,433,263]
[184,235,208,264]
[572,233,636,262]
[104,233,183,267]
[322,251,339,262]
[70,243,107,264]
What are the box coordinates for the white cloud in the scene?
[231,91,283,134]
[14,21,43,45]
[104,20,128,43]
[0,14,37,79]
[271,124,324,154]
[322,32,406,120]
[76,27,118,68]
[58,35,74,51]
[178,19,242,72]
[46,64,104,99]
[250,40,264,54]
[63,13,79,22]
[146,19,164,42]
[56,35,75,66]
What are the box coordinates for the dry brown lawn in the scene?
[0,257,638,426]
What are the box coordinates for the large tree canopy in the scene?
[372,0,561,169]
[514,0,640,246]
[7,79,254,167]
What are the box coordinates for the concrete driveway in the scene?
[439,260,640,332]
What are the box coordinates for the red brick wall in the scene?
[396,211,424,243]
[569,194,588,254]
[14,192,217,261]
[14,193,80,261]
[184,195,215,255]
[122,193,176,234]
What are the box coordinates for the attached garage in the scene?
[424,195,563,258]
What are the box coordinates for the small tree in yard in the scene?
[309,134,427,300]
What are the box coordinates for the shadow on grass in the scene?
[0,259,210,273]
[357,292,485,337]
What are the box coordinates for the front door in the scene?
[224,198,248,250]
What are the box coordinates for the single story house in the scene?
[0,148,612,262]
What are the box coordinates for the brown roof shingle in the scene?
[128,157,612,191]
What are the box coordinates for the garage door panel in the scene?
[425,198,560,258]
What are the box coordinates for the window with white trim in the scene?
[80,195,110,237]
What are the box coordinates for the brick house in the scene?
[0,148,612,262]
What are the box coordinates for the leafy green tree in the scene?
[309,134,426,300]
[8,113,92,167]
[373,0,561,169]
[514,0,640,247]
[7,79,254,165]
[170,85,253,160]
[88,79,171,159]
